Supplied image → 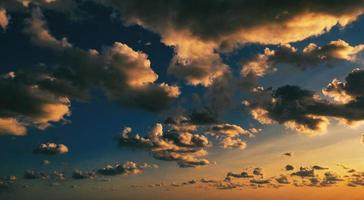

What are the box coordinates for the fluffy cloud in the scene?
[97,161,156,176]
[98,0,364,86]
[220,137,247,150]
[242,40,364,77]
[0,8,9,29]
[245,69,364,135]
[207,124,249,137]
[0,118,26,136]
[0,71,71,136]
[34,143,69,155]
[119,123,210,168]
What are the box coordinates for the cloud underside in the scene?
[102,0,364,86]
[245,68,364,135]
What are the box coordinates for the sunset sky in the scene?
[1,1,364,200]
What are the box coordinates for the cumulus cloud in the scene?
[244,69,364,135]
[0,8,9,29]
[0,71,71,136]
[97,161,156,176]
[275,175,290,184]
[0,118,26,136]
[97,0,364,86]
[220,137,247,150]
[242,40,364,77]
[72,170,96,179]
[291,167,315,178]
[34,143,69,155]
[119,123,210,168]
[207,124,250,137]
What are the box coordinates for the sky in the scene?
[1,1,364,200]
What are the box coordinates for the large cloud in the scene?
[244,69,364,135]
[98,0,364,86]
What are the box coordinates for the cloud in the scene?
[275,175,290,184]
[244,68,364,135]
[97,0,364,86]
[207,124,250,137]
[220,137,247,150]
[0,8,9,29]
[97,161,156,176]
[242,40,364,77]
[119,123,210,168]
[0,71,71,136]
[291,167,315,178]
[34,143,69,155]
[24,8,72,50]
[0,118,27,136]
[320,172,344,186]
[282,152,293,157]
[226,171,253,179]
[72,170,96,179]
[285,165,295,171]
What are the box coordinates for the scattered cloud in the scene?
[119,123,210,168]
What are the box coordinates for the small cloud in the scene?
[34,143,69,155]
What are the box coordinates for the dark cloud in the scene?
[285,165,295,171]
[96,0,364,86]
[245,69,364,135]
[102,0,364,44]
[72,170,96,179]
[282,152,293,157]
[226,171,253,179]
[291,167,315,177]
